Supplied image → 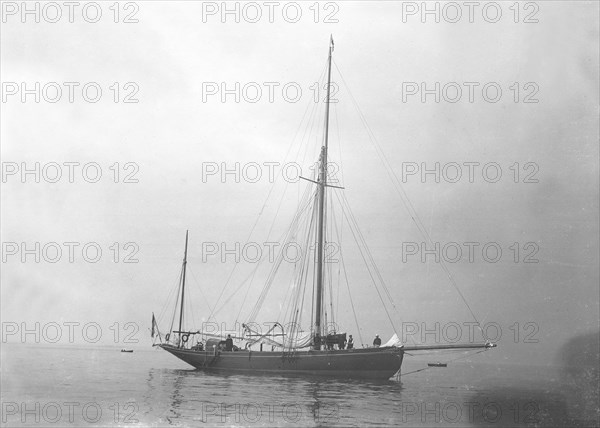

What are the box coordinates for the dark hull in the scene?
[159,345,404,379]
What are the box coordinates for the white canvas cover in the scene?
[382,333,403,347]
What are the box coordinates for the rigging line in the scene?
[280,208,308,323]
[335,204,364,346]
[214,165,313,323]
[327,153,396,312]
[299,72,326,165]
[246,185,317,322]
[186,285,196,333]
[234,206,286,322]
[187,266,215,314]
[234,264,263,320]
[157,248,190,324]
[277,266,295,322]
[334,101,344,184]
[248,240,298,322]
[341,194,414,344]
[320,148,331,334]
[338,75,475,323]
[242,154,318,322]
[214,263,261,321]
[169,266,183,334]
[287,58,328,169]
[281,236,305,324]
[333,60,483,334]
[241,186,307,322]
[330,104,344,324]
[330,210,339,327]
[333,63,436,252]
[307,62,329,155]
[290,90,322,209]
[303,62,330,174]
[330,198,339,321]
[286,199,316,322]
[285,197,317,321]
[286,202,317,331]
[323,188,335,329]
[341,251,364,346]
[247,223,307,322]
[276,177,321,331]
[327,244,339,330]
[426,193,435,280]
[293,60,328,204]
[157,267,185,325]
[399,367,430,376]
[326,251,335,329]
[206,178,300,322]
[330,199,344,330]
[206,261,237,323]
[297,216,315,326]
[340,191,398,309]
[310,196,319,335]
[208,190,272,322]
[333,190,399,335]
[339,190,397,308]
[207,63,327,323]
[217,202,318,324]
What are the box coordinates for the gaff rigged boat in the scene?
[151,37,495,379]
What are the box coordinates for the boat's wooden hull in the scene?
[159,345,404,379]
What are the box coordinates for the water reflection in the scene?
[144,355,597,427]
[145,368,405,426]
[165,371,187,424]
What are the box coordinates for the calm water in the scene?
[1,344,597,427]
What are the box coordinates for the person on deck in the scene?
[373,334,381,347]
[338,335,346,350]
[225,334,233,351]
[327,334,335,350]
[347,335,354,349]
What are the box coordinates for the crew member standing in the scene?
[373,334,381,347]
[347,335,354,349]
[338,334,346,350]
[225,334,233,351]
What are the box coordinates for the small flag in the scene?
[151,313,161,340]
[330,35,334,51]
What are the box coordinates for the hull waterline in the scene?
[159,345,404,379]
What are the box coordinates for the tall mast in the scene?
[178,230,189,347]
[314,36,334,350]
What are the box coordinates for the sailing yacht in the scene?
[151,38,495,379]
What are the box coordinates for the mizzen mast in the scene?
[178,230,189,348]
[314,36,334,350]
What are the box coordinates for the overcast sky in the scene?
[1,1,598,367]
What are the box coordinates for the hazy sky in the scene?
[1,1,598,367]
